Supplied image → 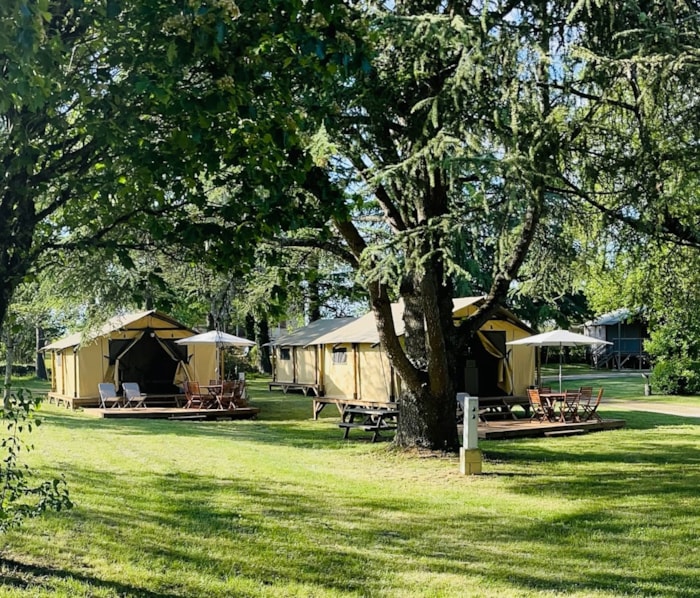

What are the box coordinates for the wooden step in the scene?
[544,428,585,437]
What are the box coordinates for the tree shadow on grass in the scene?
[0,558,180,598]
[36,409,359,453]
[7,457,700,597]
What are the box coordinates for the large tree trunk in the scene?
[0,188,37,330]
[394,254,460,450]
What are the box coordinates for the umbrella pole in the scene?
[559,343,563,392]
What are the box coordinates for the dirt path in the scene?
[606,400,700,419]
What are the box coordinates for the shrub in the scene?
[651,358,700,395]
[1,387,72,531]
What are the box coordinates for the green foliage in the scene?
[646,306,700,396]
[0,387,71,532]
[4,0,700,449]
[650,358,700,396]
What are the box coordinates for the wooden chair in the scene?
[184,381,207,409]
[562,390,581,422]
[527,388,554,423]
[220,381,248,409]
[122,382,147,408]
[580,388,604,422]
[98,383,124,408]
[539,386,552,394]
[184,380,216,409]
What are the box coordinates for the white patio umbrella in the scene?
[506,330,612,391]
[176,331,255,380]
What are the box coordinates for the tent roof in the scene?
[42,310,194,351]
[271,317,357,347]
[311,297,532,345]
[312,304,405,345]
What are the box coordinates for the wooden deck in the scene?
[475,417,626,440]
[82,406,260,420]
[47,392,186,410]
[268,382,320,396]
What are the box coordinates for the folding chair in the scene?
[183,381,216,409]
[98,383,124,408]
[122,382,147,408]
[580,388,604,422]
[562,390,581,422]
[528,388,554,423]
[229,380,249,408]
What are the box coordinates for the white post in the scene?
[457,393,482,475]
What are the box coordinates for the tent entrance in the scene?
[110,334,187,394]
[462,331,508,397]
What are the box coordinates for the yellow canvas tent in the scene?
[452,298,535,397]
[42,310,217,408]
[308,297,535,402]
[270,318,356,395]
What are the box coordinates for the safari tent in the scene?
[270,317,356,394]
[452,298,535,397]
[307,297,535,402]
[42,310,217,408]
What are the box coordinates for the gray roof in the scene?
[586,308,638,327]
[271,317,357,347]
[311,297,528,345]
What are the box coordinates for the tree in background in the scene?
[164,2,700,448]
[4,1,700,449]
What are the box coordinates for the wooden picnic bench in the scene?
[457,396,531,424]
[338,406,399,442]
[312,396,397,420]
[268,382,320,396]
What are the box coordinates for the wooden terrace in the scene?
[83,406,260,421]
[47,392,186,410]
[319,394,626,441]
[475,417,626,440]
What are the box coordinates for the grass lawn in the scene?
[1,378,699,597]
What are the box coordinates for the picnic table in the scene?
[338,406,399,442]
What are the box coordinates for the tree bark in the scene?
[255,317,272,374]
[35,326,47,380]
[0,188,38,329]
[307,252,322,322]
[245,313,256,341]
[3,327,13,405]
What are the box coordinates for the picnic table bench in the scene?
[268,381,320,396]
[338,406,399,442]
[456,396,531,423]
[312,396,397,420]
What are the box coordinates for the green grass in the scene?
[540,363,601,376]
[1,379,699,597]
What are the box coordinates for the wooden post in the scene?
[458,393,482,475]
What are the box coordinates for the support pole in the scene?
[457,393,482,475]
